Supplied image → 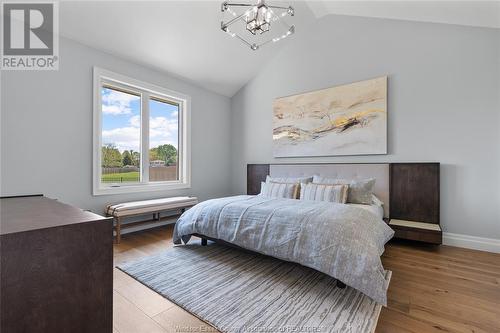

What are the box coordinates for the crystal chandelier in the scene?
[221,0,295,51]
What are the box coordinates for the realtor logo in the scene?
[1,2,59,70]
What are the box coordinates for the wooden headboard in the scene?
[247,164,270,196]
[247,162,439,222]
[390,163,440,224]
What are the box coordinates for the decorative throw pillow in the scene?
[299,183,349,203]
[265,176,313,199]
[259,181,298,199]
[265,176,313,184]
[312,176,376,205]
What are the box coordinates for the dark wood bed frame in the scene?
[191,162,440,289]
[246,162,441,244]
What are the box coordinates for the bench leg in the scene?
[336,280,346,289]
[201,238,207,246]
[115,217,121,244]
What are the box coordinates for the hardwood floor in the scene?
[113,225,500,333]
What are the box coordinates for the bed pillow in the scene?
[312,176,376,205]
[299,183,349,203]
[371,194,384,207]
[265,176,313,199]
[259,181,298,199]
[265,176,313,184]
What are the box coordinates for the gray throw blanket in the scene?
[173,195,394,305]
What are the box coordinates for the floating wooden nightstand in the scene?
[389,163,442,244]
[389,219,442,244]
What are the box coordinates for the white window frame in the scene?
[93,67,191,195]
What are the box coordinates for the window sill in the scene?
[93,182,191,196]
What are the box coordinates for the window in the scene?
[93,68,190,195]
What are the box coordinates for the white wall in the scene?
[230,15,500,240]
[1,37,232,214]
[2,15,499,243]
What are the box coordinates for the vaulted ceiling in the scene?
[59,1,499,97]
[60,1,316,97]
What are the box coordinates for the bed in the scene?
[173,163,394,305]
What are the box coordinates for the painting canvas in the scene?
[273,76,387,157]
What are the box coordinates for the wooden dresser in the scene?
[0,195,113,333]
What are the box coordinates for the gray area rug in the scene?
[118,243,391,333]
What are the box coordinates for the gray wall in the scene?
[1,37,232,213]
[230,15,500,239]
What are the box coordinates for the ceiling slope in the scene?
[60,1,316,97]
[60,1,499,97]
[306,1,500,29]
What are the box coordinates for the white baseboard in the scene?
[443,232,500,254]
[119,218,177,236]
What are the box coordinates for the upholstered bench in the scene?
[105,196,198,243]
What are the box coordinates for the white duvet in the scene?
[173,195,394,305]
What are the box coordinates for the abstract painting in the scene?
[273,76,387,157]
